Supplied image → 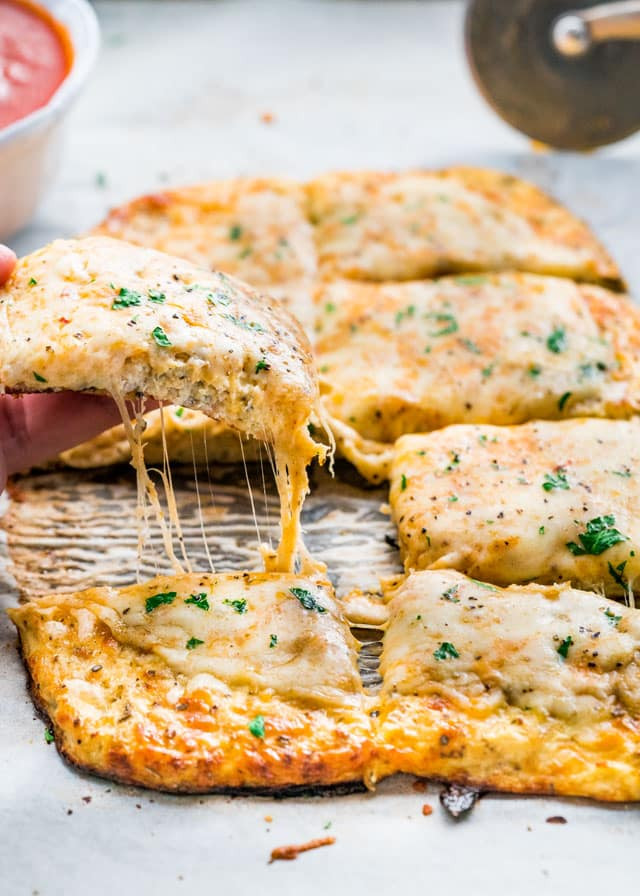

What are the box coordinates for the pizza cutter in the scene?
[465,0,640,149]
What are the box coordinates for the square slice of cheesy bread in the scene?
[9,573,373,792]
[306,168,622,287]
[390,418,640,595]
[93,177,317,331]
[315,274,640,482]
[372,570,640,801]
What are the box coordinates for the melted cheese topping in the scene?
[0,237,324,572]
[307,169,621,286]
[315,274,640,481]
[94,178,317,331]
[391,418,640,595]
[381,570,640,722]
[10,573,363,707]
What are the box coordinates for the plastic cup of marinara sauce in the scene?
[0,0,99,240]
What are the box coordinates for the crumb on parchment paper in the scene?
[269,836,336,863]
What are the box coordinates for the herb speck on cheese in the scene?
[557,635,573,659]
[290,587,326,613]
[224,598,248,614]
[151,326,171,347]
[269,634,278,648]
[547,327,567,354]
[566,515,627,556]
[185,592,210,611]
[186,637,204,650]
[145,591,177,613]
[434,642,459,661]
[542,469,570,492]
[249,714,265,738]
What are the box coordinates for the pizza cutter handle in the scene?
[553,0,640,56]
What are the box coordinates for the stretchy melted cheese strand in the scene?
[9,572,373,792]
[315,274,640,483]
[390,418,640,596]
[373,570,640,801]
[0,237,325,572]
[307,168,622,286]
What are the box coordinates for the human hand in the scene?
[0,244,16,285]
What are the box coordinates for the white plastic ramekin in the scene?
[0,0,100,240]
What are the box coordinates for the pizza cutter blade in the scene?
[465,0,640,150]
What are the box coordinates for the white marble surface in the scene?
[2,2,640,894]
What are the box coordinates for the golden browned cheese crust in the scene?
[9,573,373,792]
[373,571,640,801]
[306,168,622,286]
[93,178,317,331]
[315,274,640,482]
[390,418,640,595]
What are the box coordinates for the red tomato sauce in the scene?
[0,0,72,130]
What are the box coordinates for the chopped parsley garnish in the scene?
[395,305,416,326]
[604,607,622,626]
[229,224,243,241]
[608,560,628,590]
[612,468,632,478]
[44,727,54,744]
[174,407,185,417]
[557,391,572,411]
[112,287,143,309]
[539,525,545,535]
[148,289,166,304]
[460,338,482,354]
[33,371,47,383]
[238,246,253,259]
[434,642,460,661]
[325,302,336,313]
[290,587,326,613]
[556,635,573,659]
[186,637,204,650]
[145,591,177,613]
[205,290,232,307]
[222,313,266,333]
[185,592,210,611]
[547,327,567,354]
[224,598,248,614]
[441,585,460,603]
[469,579,498,590]
[448,494,459,502]
[255,358,271,373]
[426,311,458,337]
[528,364,542,378]
[542,469,569,492]
[340,214,359,226]
[28,277,38,286]
[400,473,408,491]
[248,714,265,738]
[566,515,628,556]
[269,633,278,648]
[151,326,171,346]
[481,364,494,379]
